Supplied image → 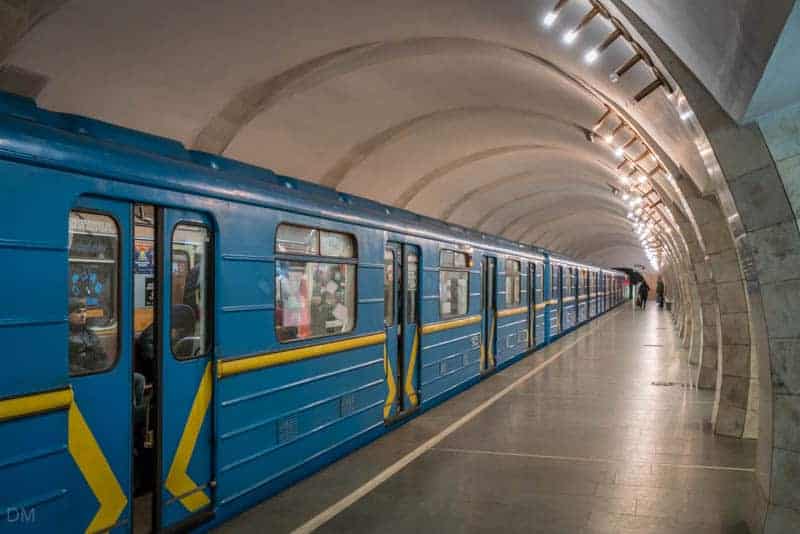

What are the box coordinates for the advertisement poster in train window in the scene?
[134,238,154,274]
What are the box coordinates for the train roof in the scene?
[0,92,624,274]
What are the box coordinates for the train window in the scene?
[68,211,119,376]
[276,224,319,255]
[275,224,357,342]
[439,250,469,319]
[407,251,418,324]
[171,224,211,359]
[505,259,521,306]
[384,249,394,326]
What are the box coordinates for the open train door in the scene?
[156,208,215,531]
[383,243,421,422]
[481,256,497,373]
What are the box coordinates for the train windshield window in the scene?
[439,250,469,319]
[68,211,119,375]
[505,259,521,306]
[171,224,211,359]
[276,224,357,342]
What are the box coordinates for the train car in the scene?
[0,93,627,534]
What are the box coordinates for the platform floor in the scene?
[216,306,756,534]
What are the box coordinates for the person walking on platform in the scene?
[656,278,665,309]
[638,281,650,310]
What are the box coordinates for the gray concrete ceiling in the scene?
[1,0,747,271]
[619,0,796,122]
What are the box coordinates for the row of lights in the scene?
[541,0,682,272]
[589,106,668,271]
[541,0,674,102]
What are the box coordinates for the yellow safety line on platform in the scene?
[68,402,127,533]
[421,315,481,335]
[0,388,72,422]
[218,332,387,378]
[496,306,527,318]
[165,362,212,512]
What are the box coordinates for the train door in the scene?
[552,264,562,336]
[383,242,420,421]
[68,198,133,533]
[156,208,215,531]
[481,256,497,373]
[528,263,536,349]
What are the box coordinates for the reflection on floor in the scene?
[216,306,756,534]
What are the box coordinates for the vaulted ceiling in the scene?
[2,0,791,271]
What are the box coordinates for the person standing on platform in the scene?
[656,278,665,309]
[638,281,650,310]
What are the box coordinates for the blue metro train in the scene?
[0,92,626,533]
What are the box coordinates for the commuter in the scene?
[638,281,650,310]
[68,298,107,373]
[656,278,665,309]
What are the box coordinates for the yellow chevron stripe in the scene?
[404,331,419,407]
[0,388,72,422]
[421,315,481,335]
[383,344,397,419]
[496,306,527,318]
[68,401,127,533]
[218,332,386,378]
[165,362,213,512]
[489,317,496,367]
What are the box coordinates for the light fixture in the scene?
[542,0,570,28]
[622,193,630,201]
[614,146,625,158]
[679,110,694,121]
[584,48,599,64]
[563,30,578,45]
[604,134,614,144]
[618,174,631,185]
[637,174,648,184]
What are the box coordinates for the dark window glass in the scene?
[384,249,395,326]
[68,211,119,375]
[171,224,211,359]
[406,251,418,324]
[439,250,469,319]
[505,259,521,306]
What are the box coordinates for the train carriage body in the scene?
[0,94,628,533]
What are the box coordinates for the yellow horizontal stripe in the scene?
[421,315,481,335]
[0,388,73,423]
[546,299,558,305]
[563,296,576,302]
[497,306,528,318]
[534,303,547,311]
[218,332,386,378]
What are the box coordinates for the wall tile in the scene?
[761,280,800,339]
[746,220,800,284]
[770,338,800,395]
[774,395,800,453]
[730,165,795,232]
[770,448,800,510]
